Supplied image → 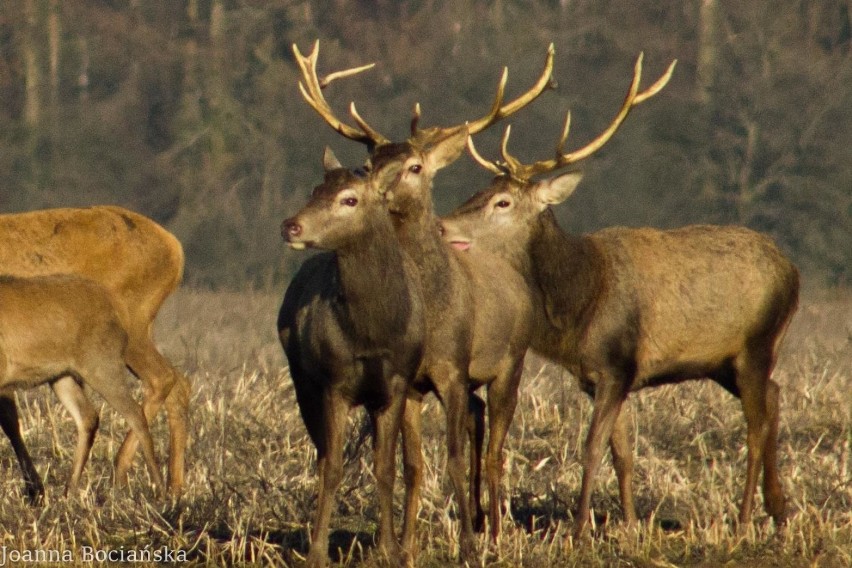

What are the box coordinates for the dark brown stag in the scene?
[278,149,424,567]
[440,55,799,539]
[291,40,553,559]
[0,206,189,497]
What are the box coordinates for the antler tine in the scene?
[499,125,524,174]
[477,53,675,182]
[465,67,508,135]
[411,103,422,136]
[465,43,556,136]
[512,53,677,180]
[321,63,376,88]
[292,40,387,148]
[554,111,571,156]
[466,135,504,176]
[634,59,677,104]
[350,102,391,146]
[549,52,644,167]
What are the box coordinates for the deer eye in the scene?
[495,199,512,209]
[408,164,422,174]
[341,197,358,207]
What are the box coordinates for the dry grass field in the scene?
[0,285,849,567]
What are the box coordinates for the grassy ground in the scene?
[0,286,849,566]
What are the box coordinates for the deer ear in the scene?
[535,172,584,207]
[373,162,404,195]
[323,147,343,171]
[425,127,468,171]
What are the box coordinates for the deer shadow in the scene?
[508,491,685,537]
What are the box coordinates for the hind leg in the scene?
[734,353,775,527]
[761,379,785,523]
[86,362,164,491]
[0,394,44,503]
[51,377,99,495]
[117,337,188,494]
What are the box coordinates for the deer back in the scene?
[0,206,183,334]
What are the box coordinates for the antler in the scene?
[292,40,389,150]
[410,43,557,146]
[468,54,677,181]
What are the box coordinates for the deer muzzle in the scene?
[281,219,307,250]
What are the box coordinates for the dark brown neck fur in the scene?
[335,213,414,349]
[527,209,606,360]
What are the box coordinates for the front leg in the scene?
[434,366,476,562]
[609,403,637,526]
[370,374,409,560]
[572,373,628,541]
[307,392,349,568]
[468,392,486,533]
[401,395,424,559]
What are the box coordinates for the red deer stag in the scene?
[440,54,800,539]
[0,206,189,496]
[278,149,424,567]
[0,274,164,494]
[291,40,553,559]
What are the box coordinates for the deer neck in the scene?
[526,209,605,362]
[390,204,458,310]
[334,215,414,344]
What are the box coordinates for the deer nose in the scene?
[282,219,302,240]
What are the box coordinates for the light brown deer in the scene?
[0,206,189,496]
[0,274,164,494]
[279,150,424,567]
[291,40,553,559]
[440,55,800,539]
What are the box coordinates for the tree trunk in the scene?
[23,0,41,129]
[696,0,718,105]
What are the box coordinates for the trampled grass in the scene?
[0,287,849,566]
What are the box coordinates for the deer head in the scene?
[282,148,402,252]
[442,54,676,252]
[292,40,557,217]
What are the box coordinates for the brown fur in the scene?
[441,171,800,538]
[370,133,534,558]
[0,274,164,495]
[278,159,425,567]
[0,206,189,496]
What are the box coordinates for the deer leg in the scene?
[762,379,786,524]
[468,392,486,533]
[483,360,524,541]
[51,377,99,496]
[117,337,189,495]
[573,375,627,540]
[734,354,772,528]
[307,391,349,568]
[370,373,408,559]
[609,403,637,526]
[401,394,423,559]
[87,361,164,492]
[0,394,44,503]
[434,364,476,561]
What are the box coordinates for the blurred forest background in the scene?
[0,0,849,288]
